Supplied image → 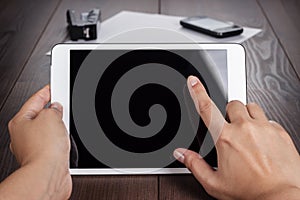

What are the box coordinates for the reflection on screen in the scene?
[188,18,232,30]
[69,49,227,169]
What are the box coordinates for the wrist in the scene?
[0,159,71,200]
[23,158,71,200]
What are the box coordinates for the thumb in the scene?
[49,102,63,119]
[18,85,50,119]
[173,148,219,194]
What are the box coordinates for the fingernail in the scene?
[50,102,63,113]
[189,76,198,87]
[173,148,186,163]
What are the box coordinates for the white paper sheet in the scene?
[47,11,261,55]
[97,11,261,43]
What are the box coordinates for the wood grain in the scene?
[0,0,61,110]
[159,175,215,200]
[0,0,158,199]
[258,0,300,78]
[0,0,61,181]
[71,176,158,200]
[160,0,300,199]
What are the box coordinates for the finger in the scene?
[174,148,218,192]
[246,103,268,120]
[9,143,14,155]
[226,100,250,122]
[269,120,295,146]
[187,76,226,142]
[18,85,50,120]
[50,102,63,119]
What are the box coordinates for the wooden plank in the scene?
[159,175,215,200]
[0,0,61,109]
[0,0,158,199]
[258,0,300,78]
[160,0,300,199]
[71,176,157,200]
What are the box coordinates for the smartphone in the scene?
[180,16,243,38]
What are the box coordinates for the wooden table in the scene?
[0,0,299,199]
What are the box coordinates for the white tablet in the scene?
[51,43,246,175]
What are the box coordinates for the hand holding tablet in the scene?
[6,86,72,199]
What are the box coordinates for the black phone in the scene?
[180,16,243,38]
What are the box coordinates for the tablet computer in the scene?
[51,43,246,175]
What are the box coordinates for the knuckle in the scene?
[8,119,15,131]
[8,117,18,132]
[198,99,212,114]
[189,158,198,171]
[217,133,231,147]
[226,100,242,111]
[236,117,250,126]
[239,120,253,130]
[184,154,197,170]
[225,102,232,112]
[278,130,293,143]
[239,121,258,139]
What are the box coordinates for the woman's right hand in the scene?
[174,76,300,200]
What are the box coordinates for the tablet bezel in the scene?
[51,43,246,175]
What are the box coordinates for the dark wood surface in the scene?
[0,0,299,199]
[0,0,61,110]
[258,0,300,78]
[71,176,158,199]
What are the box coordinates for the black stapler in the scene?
[66,8,101,41]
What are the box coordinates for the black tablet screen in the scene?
[69,49,227,170]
